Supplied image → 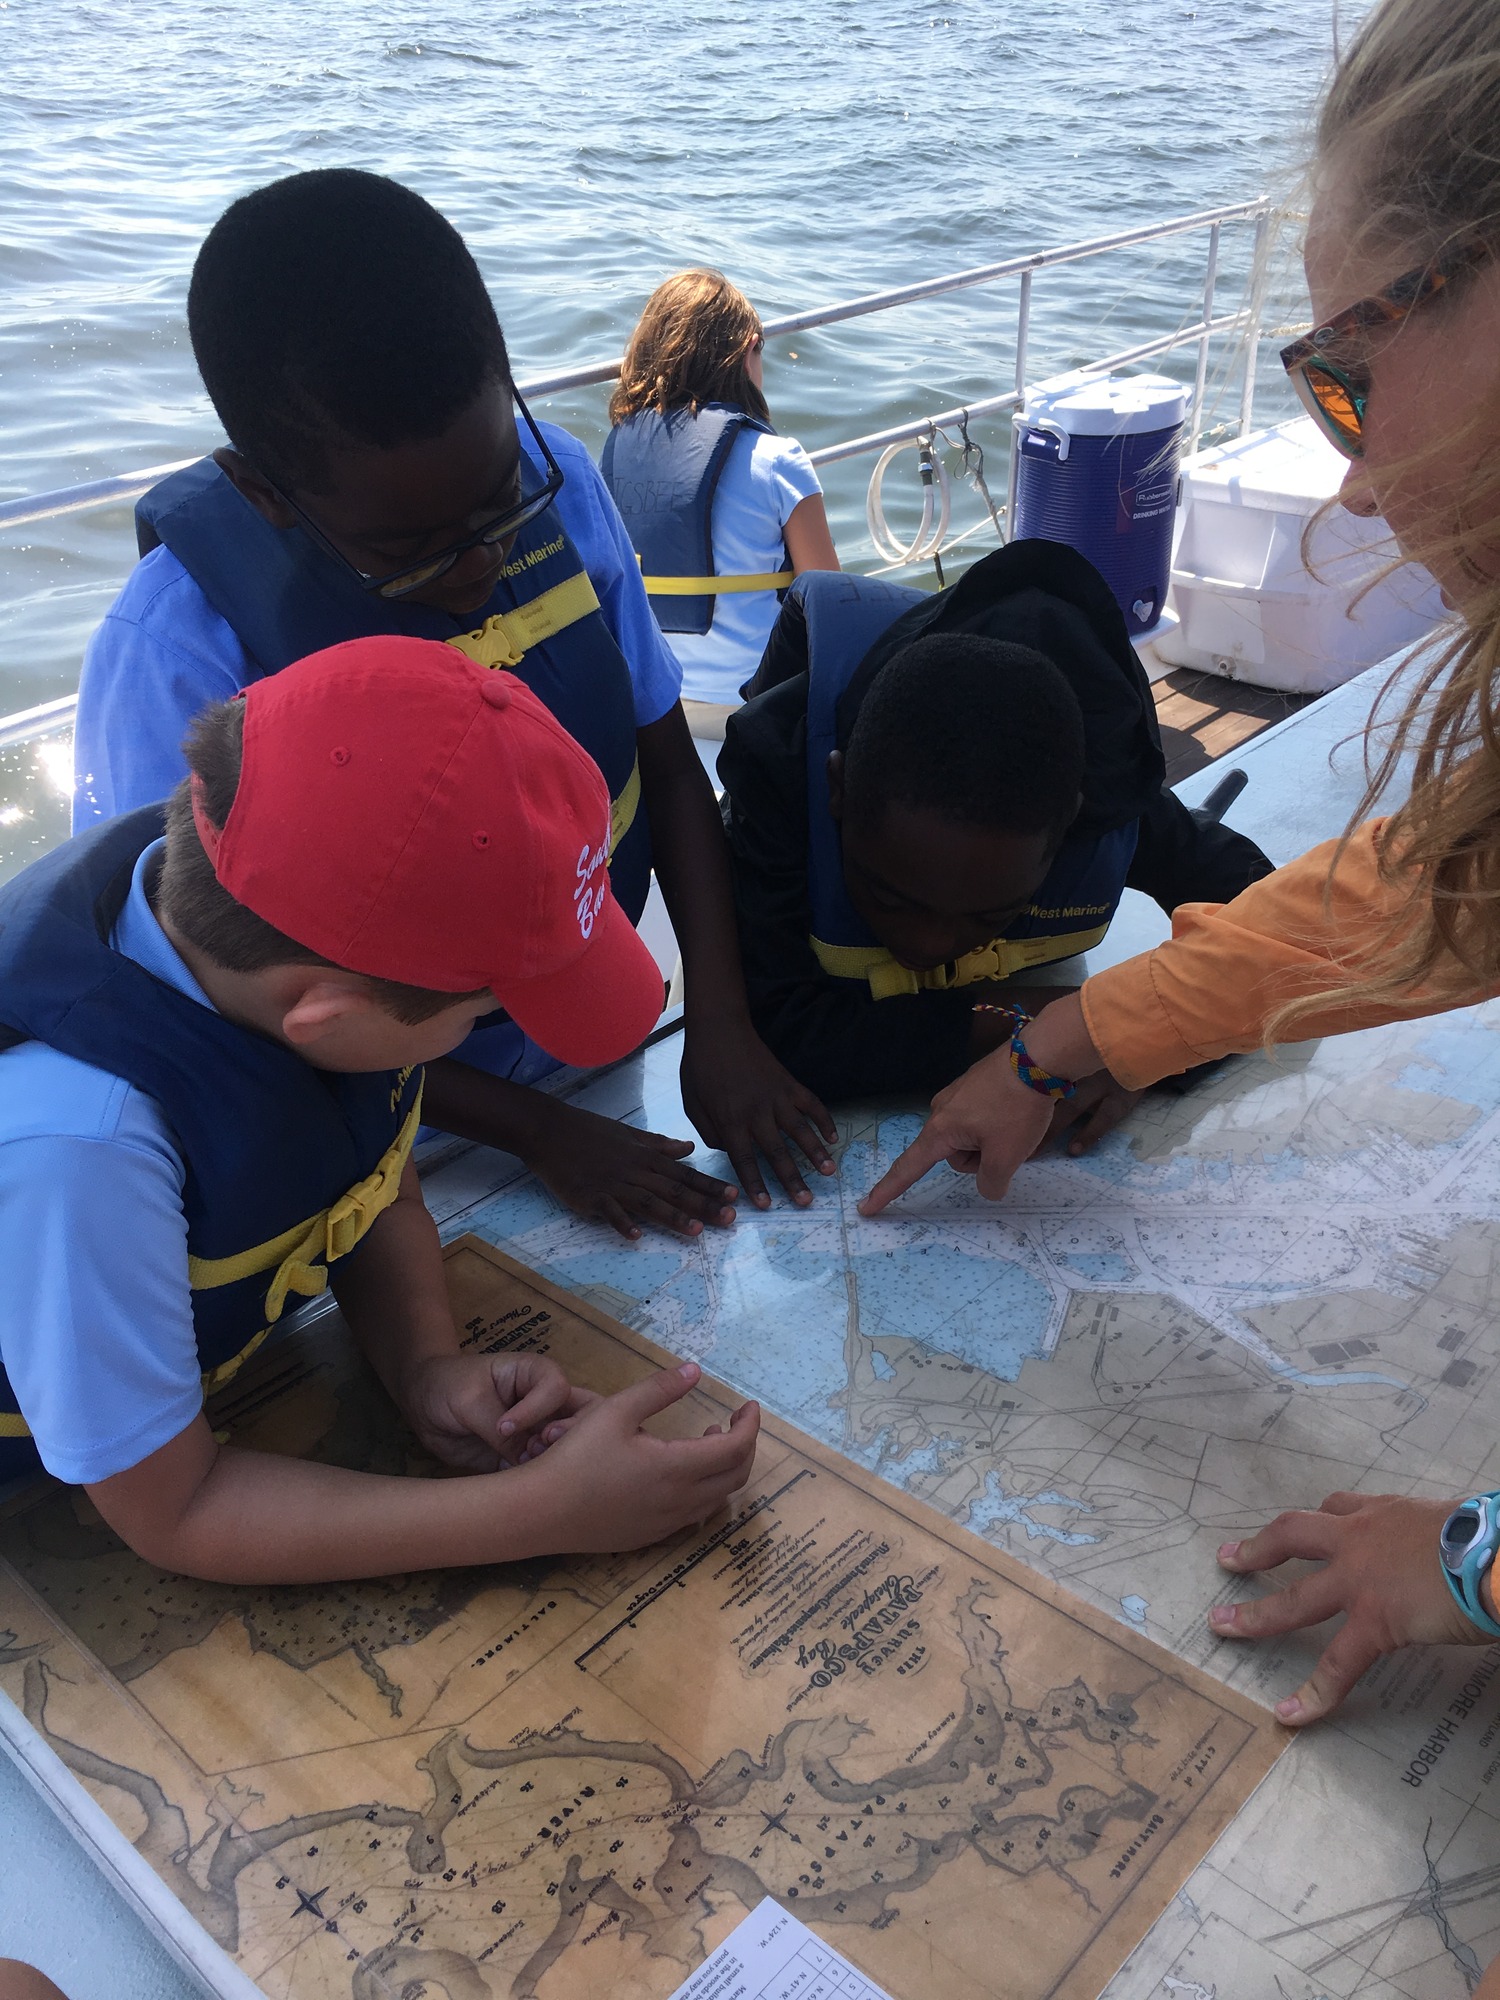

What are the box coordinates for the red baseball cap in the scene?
[191,635,664,1066]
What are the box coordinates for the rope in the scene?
[864,426,952,568]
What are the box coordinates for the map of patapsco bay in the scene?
[0,1240,1279,1999]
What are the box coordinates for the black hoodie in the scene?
[720,541,1273,1101]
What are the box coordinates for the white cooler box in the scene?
[1154,416,1445,693]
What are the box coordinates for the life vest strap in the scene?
[642,571,794,596]
[810,924,1112,999]
[446,570,602,672]
[2,1094,427,1445]
[443,573,639,853]
[187,1090,424,1318]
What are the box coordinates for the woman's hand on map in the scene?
[530,1361,760,1550]
[402,1351,599,1475]
[1210,1493,1491,1724]
[861,994,1109,1212]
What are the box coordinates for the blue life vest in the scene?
[753,544,1162,999]
[135,456,650,926]
[601,404,792,637]
[0,807,424,1478]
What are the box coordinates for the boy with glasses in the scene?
[73,170,836,1233]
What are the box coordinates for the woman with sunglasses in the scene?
[602,269,840,740]
[863,0,1500,1735]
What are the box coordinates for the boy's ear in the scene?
[279,978,375,1050]
[825,749,845,823]
[213,447,297,531]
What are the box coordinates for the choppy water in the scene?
[0,0,1358,871]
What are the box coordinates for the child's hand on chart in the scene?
[1210,1493,1488,1724]
[680,1018,838,1211]
[531,1361,760,1550]
[401,1352,599,1474]
[527,1098,740,1241]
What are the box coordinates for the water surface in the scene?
[0,0,1358,867]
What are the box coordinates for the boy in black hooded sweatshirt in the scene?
[719,541,1272,1142]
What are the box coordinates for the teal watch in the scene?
[1439,1494,1500,1639]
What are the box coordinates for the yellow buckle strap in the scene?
[446,570,602,672]
[642,571,794,596]
[187,1091,424,1322]
[1,1097,427,1439]
[200,1325,274,1399]
[809,925,1112,999]
[443,575,639,856]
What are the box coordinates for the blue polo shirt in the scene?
[73,420,683,827]
[0,842,209,1486]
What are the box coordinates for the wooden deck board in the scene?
[1153,668,1317,786]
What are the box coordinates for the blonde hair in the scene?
[608,269,770,428]
[1270,0,1500,1039]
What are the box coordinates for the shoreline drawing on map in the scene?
[0,1239,1283,2000]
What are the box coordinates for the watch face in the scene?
[1442,1506,1483,1573]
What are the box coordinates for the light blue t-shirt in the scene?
[73,420,683,827]
[0,842,214,1485]
[668,428,823,707]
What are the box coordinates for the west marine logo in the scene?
[501,534,566,579]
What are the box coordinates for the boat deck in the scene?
[1153,667,1317,786]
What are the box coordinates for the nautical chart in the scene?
[0,1239,1281,2000]
[413,1002,1500,1997]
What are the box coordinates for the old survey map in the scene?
[0,1240,1281,1999]
[413,1003,1500,1998]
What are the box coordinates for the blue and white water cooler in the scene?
[1012,370,1188,636]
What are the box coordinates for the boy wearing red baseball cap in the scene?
[0,636,758,1581]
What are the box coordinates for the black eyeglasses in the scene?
[271,388,566,599]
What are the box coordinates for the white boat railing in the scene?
[0,197,1272,744]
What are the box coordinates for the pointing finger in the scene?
[859,1126,947,1215]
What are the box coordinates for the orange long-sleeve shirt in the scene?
[1081,815,1497,1090]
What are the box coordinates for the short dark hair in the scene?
[158,700,490,1027]
[187,169,511,493]
[842,633,1086,839]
